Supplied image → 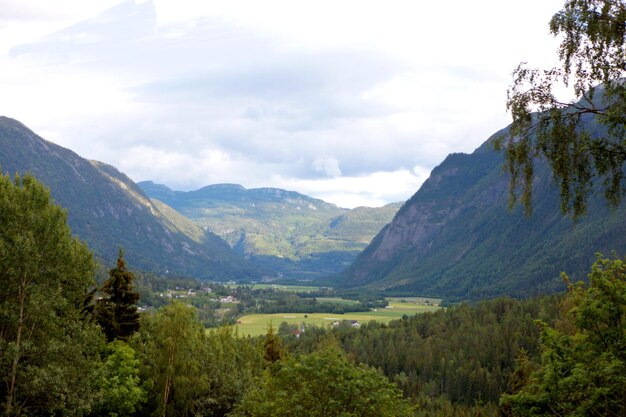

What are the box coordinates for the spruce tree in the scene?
[96,249,140,341]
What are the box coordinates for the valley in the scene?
[139,181,401,279]
[1,0,625,413]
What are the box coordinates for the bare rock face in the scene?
[338,131,626,301]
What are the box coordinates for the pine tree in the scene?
[95,249,140,341]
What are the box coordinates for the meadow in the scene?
[235,299,441,336]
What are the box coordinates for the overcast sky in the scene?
[0,0,565,208]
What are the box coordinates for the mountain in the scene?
[338,128,626,301]
[0,116,261,280]
[139,181,401,279]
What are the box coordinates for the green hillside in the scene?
[139,181,400,278]
[0,116,262,280]
[338,127,626,301]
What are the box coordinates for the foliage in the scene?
[282,296,563,405]
[230,342,415,417]
[94,340,146,417]
[251,290,382,315]
[497,0,626,217]
[262,325,286,363]
[135,303,265,417]
[194,326,264,417]
[0,172,103,416]
[95,249,141,341]
[134,302,206,417]
[500,254,626,416]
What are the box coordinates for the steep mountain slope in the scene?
[338,128,626,301]
[139,181,400,278]
[0,116,260,280]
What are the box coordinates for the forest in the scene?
[2,0,626,415]
[1,170,625,416]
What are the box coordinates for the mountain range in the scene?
[0,116,398,281]
[138,181,400,279]
[338,127,626,301]
[2,114,624,302]
[0,116,261,280]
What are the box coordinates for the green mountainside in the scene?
[0,116,261,280]
[338,127,626,301]
[139,181,401,279]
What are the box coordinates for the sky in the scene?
[0,0,566,208]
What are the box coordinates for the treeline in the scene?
[229,286,388,315]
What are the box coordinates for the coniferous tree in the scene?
[262,324,285,364]
[95,249,140,341]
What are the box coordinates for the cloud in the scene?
[313,157,342,178]
[270,166,431,208]
[0,0,566,208]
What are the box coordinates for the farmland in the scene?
[235,299,441,336]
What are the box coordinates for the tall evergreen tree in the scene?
[95,249,140,341]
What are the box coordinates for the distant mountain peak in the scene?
[139,180,400,279]
[200,183,246,191]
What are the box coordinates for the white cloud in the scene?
[313,157,342,178]
[0,0,567,208]
[271,167,431,208]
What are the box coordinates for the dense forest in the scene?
[1,171,625,416]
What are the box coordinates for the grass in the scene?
[235,300,441,337]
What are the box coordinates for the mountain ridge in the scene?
[0,116,261,280]
[338,126,626,301]
[139,180,401,279]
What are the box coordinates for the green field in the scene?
[235,300,441,337]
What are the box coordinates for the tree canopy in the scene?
[500,254,626,416]
[0,172,102,416]
[231,342,415,417]
[497,0,626,217]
